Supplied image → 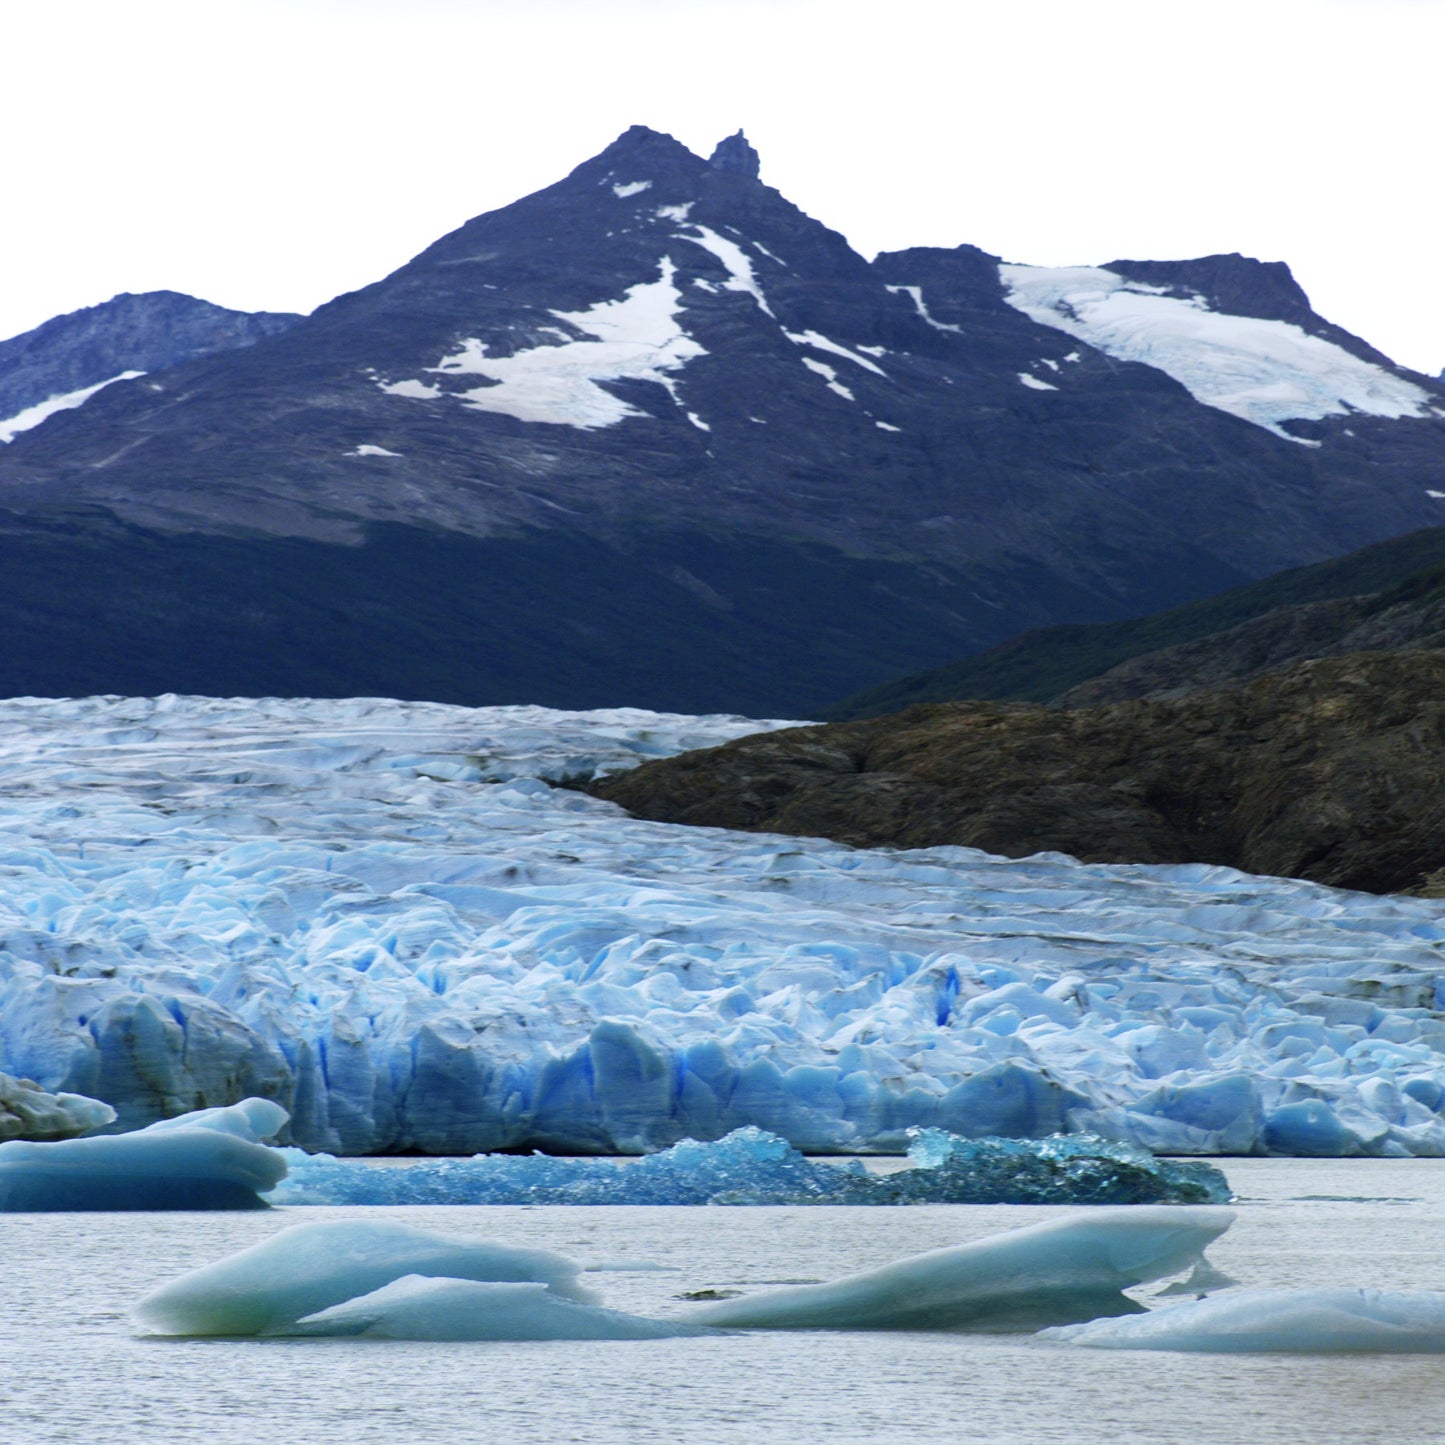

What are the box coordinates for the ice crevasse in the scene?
[0,696,1442,1157]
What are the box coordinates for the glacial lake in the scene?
[4,1158,1444,1445]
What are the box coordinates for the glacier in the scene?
[0,695,1442,1157]
[999,263,1434,441]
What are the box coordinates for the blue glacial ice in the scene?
[274,1125,1230,1206]
[0,695,1442,1156]
[0,1097,288,1211]
[134,1218,596,1336]
[1040,1287,1445,1352]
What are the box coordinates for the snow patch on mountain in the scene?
[0,371,144,444]
[785,330,888,377]
[801,357,855,401]
[676,225,775,316]
[1019,373,1058,392]
[885,285,964,335]
[347,444,401,458]
[611,181,652,199]
[1000,265,1433,441]
[377,259,705,429]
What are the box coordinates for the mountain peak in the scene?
[708,130,761,178]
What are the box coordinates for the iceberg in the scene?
[291,1275,706,1341]
[0,1098,288,1211]
[688,1205,1236,1331]
[0,1071,115,1142]
[137,1208,1233,1342]
[1,695,1443,1157]
[134,1219,595,1336]
[1041,1288,1445,1352]
[273,1126,1231,1207]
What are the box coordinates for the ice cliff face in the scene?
[0,697,1441,1157]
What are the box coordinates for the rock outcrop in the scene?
[591,652,1445,894]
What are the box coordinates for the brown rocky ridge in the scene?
[590,651,1445,895]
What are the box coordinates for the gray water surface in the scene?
[4,1159,1444,1445]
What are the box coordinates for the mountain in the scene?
[0,291,299,442]
[590,651,1445,895]
[828,527,1445,716]
[0,127,1443,714]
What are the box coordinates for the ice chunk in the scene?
[0,1071,115,1142]
[292,1275,705,1341]
[134,1219,594,1336]
[1042,1288,1445,1352]
[688,1206,1235,1331]
[271,1127,1229,1208]
[0,1097,288,1211]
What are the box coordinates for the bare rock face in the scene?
[0,1073,116,1142]
[591,652,1445,895]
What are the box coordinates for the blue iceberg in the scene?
[0,1098,288,1211]
[272,1125,1230,1207]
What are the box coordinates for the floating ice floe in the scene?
[0,1071,114,1142]
[137,1208,1233,1341]
[688,1206,1235,1331]
[0,696,1443,1157]
[1041,1288,1445,1353]
[134,1218,594,1336]
[0,1098,287,1211]
[273,1126,1229,1207]
[291,1276,705,1341]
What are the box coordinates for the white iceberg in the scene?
[292,1275,706,1341]
[134,1219,595,1337]
[0,1071,115,1142]
[0,1097,288,1211]
[1041,1287,1445,1352]
[688,1205,1235,1331]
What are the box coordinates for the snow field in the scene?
[1000,263,1433,439]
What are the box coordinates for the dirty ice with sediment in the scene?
[0,695,1442,1158]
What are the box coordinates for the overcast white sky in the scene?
[1,0,1441,373]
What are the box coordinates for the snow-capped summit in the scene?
[0,126,1441,713]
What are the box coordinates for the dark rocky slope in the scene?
[0,291,299,423]
[591,652,1445,894]
[831,528,1445,717]
[0,128,1444,712]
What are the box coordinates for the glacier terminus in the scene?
[0,695,1440,1160]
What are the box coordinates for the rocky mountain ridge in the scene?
[1,127,1443,713]
[0,291,299,438]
